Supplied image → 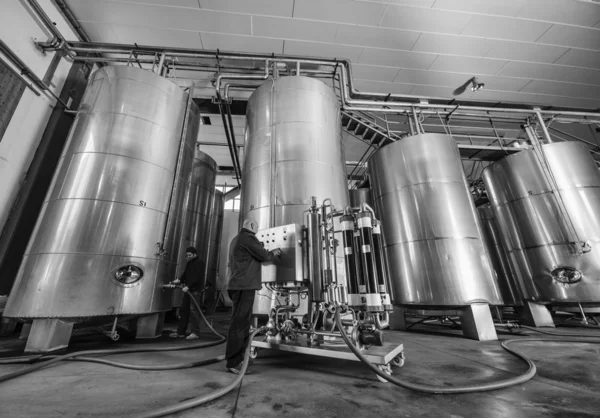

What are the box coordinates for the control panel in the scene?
[257,223,306,286]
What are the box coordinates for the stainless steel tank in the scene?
[370,133,502,307]
[349,188,373,209]
[173,149,216,306]
[241,76,350,313]
[4,66,195,319]
[482,142,600,304]
[477,204,522,306]
[204,189,225,306]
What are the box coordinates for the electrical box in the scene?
[257,223,307,288]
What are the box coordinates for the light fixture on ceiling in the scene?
[452,77,485,96]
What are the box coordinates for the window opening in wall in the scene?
[217,185,240,212]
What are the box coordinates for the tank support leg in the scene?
[19,323,32,340]
[388,306,407,331]
[459,303,498,341]
[521,301,555,327]
[134,312,165,339]
[24,319,74,353]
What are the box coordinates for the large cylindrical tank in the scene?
[482,142,600,304]
[241,76,349,313]
[370,133,502,307]
[477,204,522,306]
[173,149,217,306]
[204,189,225,307]
[4,66,195,319]
[349,188,373,209]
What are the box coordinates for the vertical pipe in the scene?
[407,115,415,136]
[357,211,383,312]
[225,104,243,177]
[535,111,554,144]
[357,212,377,294]
[308,211,324,302]
[340,214,358,296]
[525,125,583,253]
[217,102,241,187]
[161,84,195,252]
[371,221,393,311]
[156,52,166,75]
[411,107,421,134]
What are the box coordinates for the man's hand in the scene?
[182,286,189,293]
[273,248,282,257]
[173,279,181,284]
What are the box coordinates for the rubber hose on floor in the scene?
[334,307,600,394]
[132,327,265,418]
[520,325,600,338]
[0,292,226,376]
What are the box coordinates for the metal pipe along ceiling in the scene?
[24,0,600,124]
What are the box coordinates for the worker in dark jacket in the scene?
[225,218,281,374]
[170,246,206,340]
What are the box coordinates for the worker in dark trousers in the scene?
[225,218,281,374]
[170,246,206,340]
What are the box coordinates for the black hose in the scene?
[519,325,600,338]
[0,292,226,376]
[132,328,264,418]
[334,307,599,394]
[60,354,225,370]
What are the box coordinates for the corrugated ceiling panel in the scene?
[554,49,600,69]
[561,68,600,86]
[380,5,473,34]
[293,0,387,26]
[485,40,569,64]
[284,40,363,62]
[461,14,552,42]
[517,0,600,27]
[200,33,284,54]
[199,0,294,17]
[353,79,414,94]
[431,0,527,17]
[411,33,495,57]
[67,0,252,34]
[429,55,508,75]
[110,24,202,48]
[520,79,600,100]
[496,61,575,81]
[252,16,338,43]
[537,24,600,50]
[335,25,421,50]
[351,64,400,82]
[359,48,437,69]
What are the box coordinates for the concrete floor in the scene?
[1,314,599,418]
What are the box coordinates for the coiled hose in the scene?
[334,307,600,394]
[0,291,226,378]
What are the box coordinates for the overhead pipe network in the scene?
[20,0,600,125]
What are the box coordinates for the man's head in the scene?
[186,246,198,260]
[242,218,259,234]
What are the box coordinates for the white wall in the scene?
[0,0,78,234]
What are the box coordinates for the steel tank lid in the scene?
[92,66,186,98]
[247,75,338,105]
[482,141,590,176]
[194,148,218,171]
